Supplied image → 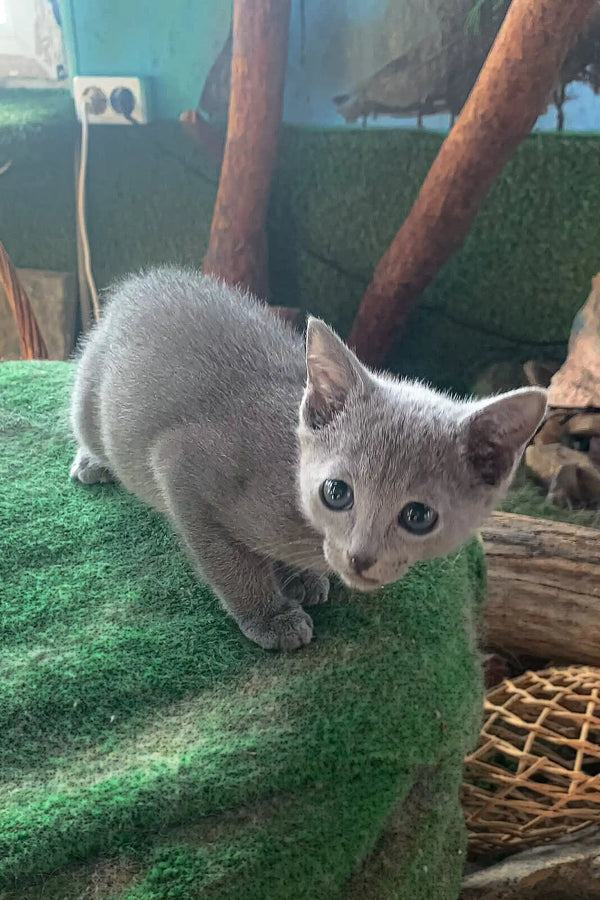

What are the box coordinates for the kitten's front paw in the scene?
[70,449,113,484]
[241,607,313,651]
[278,569,330,607]
[299,572,330,607]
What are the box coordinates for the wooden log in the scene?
[0,241,48,360]
[481,511,600,665]
[462,826,600,900]
[203,0,291,300]
[348,0,596,366]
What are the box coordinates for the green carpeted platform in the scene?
[0,362,485,899]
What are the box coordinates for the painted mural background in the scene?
[49,0,600,131]
[282,0,600,132]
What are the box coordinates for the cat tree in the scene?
[203,0,290,302]
[203,0,595,365]
[347,0,597,365]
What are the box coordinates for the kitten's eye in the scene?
[399,502,438,535]
[320,479,354,511]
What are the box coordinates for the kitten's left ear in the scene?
[463,387,547,486]
[301,317,370,429]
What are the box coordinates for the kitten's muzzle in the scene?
[341,558,410,592]
[322,541,381,590]
[343,554,381,590]
[340,570,382,591]
[349,553,376,576]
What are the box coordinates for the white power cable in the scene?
[76,102,101,323]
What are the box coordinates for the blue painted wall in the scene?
[57,0,449,124]
[58,0,600,131]
[57,0,232,120]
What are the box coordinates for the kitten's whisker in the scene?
[278,556,325,576]
[248,542,324,571]
[276,551,322,569]
[248,538,318,557]
[253,550,325,583]
[252,555,315,580]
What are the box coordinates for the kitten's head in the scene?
[297,318,546,591]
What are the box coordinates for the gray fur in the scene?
[71,267,546,650]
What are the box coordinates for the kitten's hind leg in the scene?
[152,427,313,651]
[70,447,114,484]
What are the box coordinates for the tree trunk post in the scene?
[203,0,291,300]
[348,0,596,366]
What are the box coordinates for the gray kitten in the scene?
[71,267,546,650]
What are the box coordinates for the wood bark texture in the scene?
[203,0,291,300]
[0,241,48,360]
[481,511,600,666]
[348,0,596,365]
[548,272,600,408]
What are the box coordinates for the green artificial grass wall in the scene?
[0,91,77,276]
[269,126,600,390]
[0,361,486,899]
[2,91,600,390]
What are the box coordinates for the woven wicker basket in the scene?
[462,666,600,857]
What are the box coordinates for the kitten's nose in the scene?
[350,554,376,575]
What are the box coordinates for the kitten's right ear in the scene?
[301,317,369,429]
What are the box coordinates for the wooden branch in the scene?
[0,241,47,360]
[348,0,596,366]
[481,511,600,665]
[203,0,291,300]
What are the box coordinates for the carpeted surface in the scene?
[0,361,485,899]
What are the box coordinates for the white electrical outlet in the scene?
[73,76,150,125]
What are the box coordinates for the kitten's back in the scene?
[75,268,305,496]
